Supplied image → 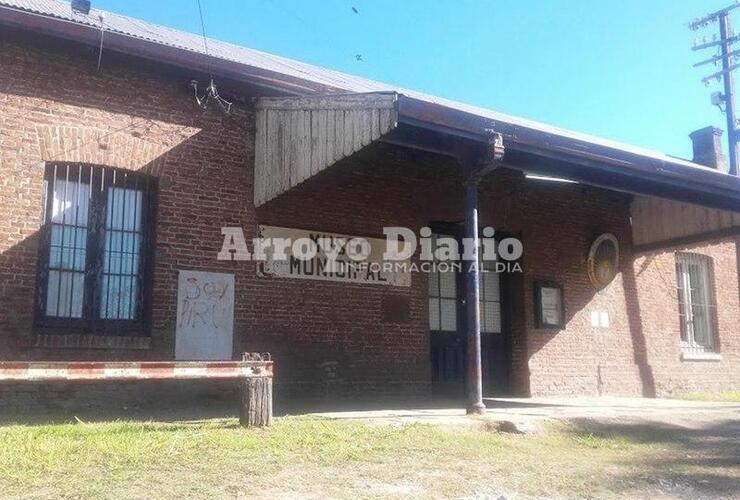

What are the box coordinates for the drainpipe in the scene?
[461,132,504,415]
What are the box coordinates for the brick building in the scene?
[1,0,739,409]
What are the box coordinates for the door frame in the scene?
[427,221,515,397]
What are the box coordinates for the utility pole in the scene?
[690,2,740,176]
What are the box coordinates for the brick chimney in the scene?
[689,126,729,173]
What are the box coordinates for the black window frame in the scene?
[34,163,156,337]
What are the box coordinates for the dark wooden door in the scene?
[428,227,510,397]
[430,329,466,395]
[481,328,510,395]
[428,230,466,396]
[479,264,510,396]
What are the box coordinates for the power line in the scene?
[196,0,210,61]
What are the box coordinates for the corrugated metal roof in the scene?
[0,0,730,174]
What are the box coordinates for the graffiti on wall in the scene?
[175,270,234,360]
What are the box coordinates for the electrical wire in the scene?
[191,0,232,113]
[96,14,105,71]
[196,0,213,78]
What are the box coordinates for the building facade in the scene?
[1,1,739,407]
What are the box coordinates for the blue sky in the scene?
[95,0,733,159]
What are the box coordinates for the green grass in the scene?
[0,416,735,499]
[673,391,740,402]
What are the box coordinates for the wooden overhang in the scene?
[254,92,740,212]
[254,93,399,206]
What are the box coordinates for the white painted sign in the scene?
[257,225,411,287]
[175,270,235,360]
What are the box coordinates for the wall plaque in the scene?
[534,281,564,328]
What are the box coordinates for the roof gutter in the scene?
[397,96,740,211]
[0,4,337,95]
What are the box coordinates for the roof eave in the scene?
[397,96,740,211]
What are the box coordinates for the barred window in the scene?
[45,174,89,318]
[36,164,154,336]
[675,253,717,354]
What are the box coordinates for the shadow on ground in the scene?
[565,417,740,497]
[0,395,484,425]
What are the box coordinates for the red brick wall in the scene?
[0,32,252,367]
[630,238,740,396]
[510,180,638,396]
[1,31,738,402]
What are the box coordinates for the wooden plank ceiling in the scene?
[631,195,740,247]
[253,92,398,206]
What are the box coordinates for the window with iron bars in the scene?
[35,163,155,336]
[675,252,718,354]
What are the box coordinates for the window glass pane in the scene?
[481,301,502,333]
[479,264,502,333]
[101,275,139,321]
[692,304,710,346]
[688,265,706,306]
[121,276,137,319]
[107,188,142,231]
[58,272,71,317]
[482,269,500,302]
[676,254,715,350]
[45,270,59,316]
[45,175,89,318]
[429,232,458,332]
[677,263,693,341]
[100,186,143,320]
[439,269,456,298]
[51,178,89,227]
[676,267,689,342]
[440,298,457,331]
[428,298,440,331]
[100,275,116,319]
[428,266,439,296]
[45,270,84,318]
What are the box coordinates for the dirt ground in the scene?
[298,396,740,498]
[1,396,738,499]
[308,396,740,432]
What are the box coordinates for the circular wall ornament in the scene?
[587,233,619,288]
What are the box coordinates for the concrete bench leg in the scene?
[239,377,273,427]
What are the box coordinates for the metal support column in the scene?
[464,179,485,415]
[459,131,504,416]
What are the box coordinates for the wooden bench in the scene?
[0,352,273,427]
